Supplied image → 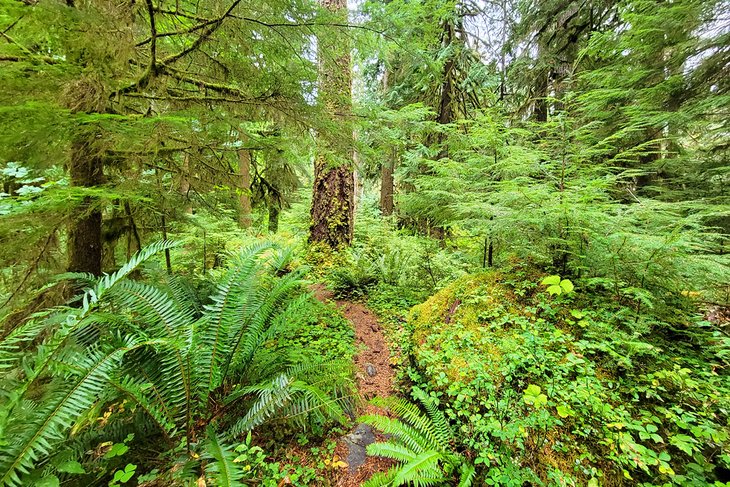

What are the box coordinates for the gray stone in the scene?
[343,424,376,473]
[365,364,377,376]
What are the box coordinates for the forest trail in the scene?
[311,284,396,486]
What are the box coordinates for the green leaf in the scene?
[104,443,129,459]
[559,279,574,293]
[547,285,562,295]
[670,434,696,455]
[523,385,547,408]
[205,428,245,486]
[556,405,574,418]
[542,275,561,286]
[36,476,60,487]
[57,460,86,474]
[112,464,136,484]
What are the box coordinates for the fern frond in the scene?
[267,245,296,274]
[0,338,134,486]
[362,393,474,487]
[110,280,194,347]
[165,274,203,317]
[366,441,417,463]
[0,312,91,416]
[281,381,348,428]
[88,241,178,310]
[204,427,246,486]
[194,242,275,397]
[458,463,476,487]
[363,468,398,487]
[228,373,293,436]
[412,387,454,449]
[369,396,446,451]
[359,414,434,454]
[392,450,443,486]
[224,268,306,379]
[111,375,176,440]
[0,316,54,372]
[120,341,190,429]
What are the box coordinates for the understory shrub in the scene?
[399,267,730,485]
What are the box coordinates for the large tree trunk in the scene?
[380,154,394,216]
[309,0,354,247]
[238,149,252,228]
[63,76,107,276]
[380,67,395,217]
[67,125,104,275]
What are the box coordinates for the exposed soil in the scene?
[311,284,397,487]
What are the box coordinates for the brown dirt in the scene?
[311,284,396,487]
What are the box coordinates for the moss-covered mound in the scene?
[404,270,730,486]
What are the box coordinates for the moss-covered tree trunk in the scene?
[63,76,108,276]
[238,149,252,228]
[309,0,354,247]
[268,204,280,233]
[67,125,104,275]
[380,155,394,216]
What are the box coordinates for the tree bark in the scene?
[67,126,104,275]
[179,151,193,214]
[238,149,252,228]
[534,72,548,122]
[268,204,280,233]
[380,67,395,217]
[309,0,354,247]
[380,154,394,216]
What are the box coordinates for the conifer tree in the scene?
[310,0,355,247]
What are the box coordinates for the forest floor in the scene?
[311,284,396,486]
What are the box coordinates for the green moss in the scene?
[406,271,521,393]
[408,271,515,344]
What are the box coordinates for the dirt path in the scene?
[311,284,396,487]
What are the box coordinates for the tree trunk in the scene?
[268,204,280,233]
[424,16,458,241]
[534,72,548,122]
[180,152,193,214]
[353,142,360,214]
[380,66,395,217]
[67,126,104,275]
[238,149,252,228]
[310,0,354,247]
[380,153,394,216]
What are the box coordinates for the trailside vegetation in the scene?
[1,0,728,485]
